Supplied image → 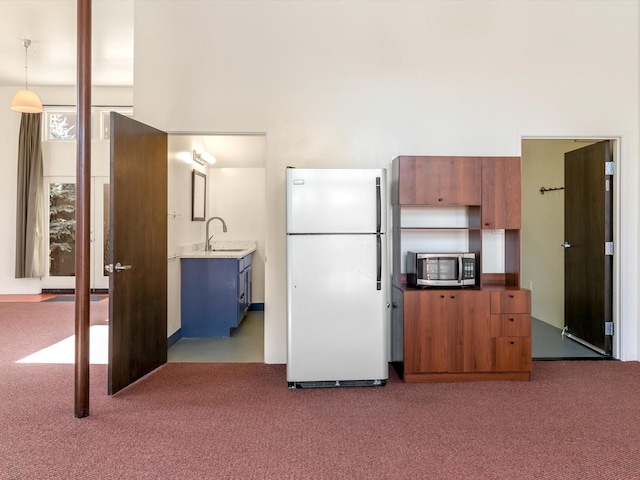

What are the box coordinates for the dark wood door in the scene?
[108,113,168,394]
[564,141,613,355]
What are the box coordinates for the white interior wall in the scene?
[0,86,132,294]
[166,138,208,258]
[521,139,580,329]
[133,1,639,362]
[208,168,266,304]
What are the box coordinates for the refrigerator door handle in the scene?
[376,234,382,290]
[376,177,381,233]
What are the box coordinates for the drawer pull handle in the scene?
[509,318,514,322]
[440,295,445,299]
[508,294,514,298]
[450,295,455,299]
[438,198,443,202]
[510,341,515,345]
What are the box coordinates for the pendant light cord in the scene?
[23,39,31,91]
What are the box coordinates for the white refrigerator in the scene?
[286,168,388,388]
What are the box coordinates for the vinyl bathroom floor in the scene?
[532,317,605,359]
[168,311,264,363]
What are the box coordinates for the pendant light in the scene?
[10,39,43,114]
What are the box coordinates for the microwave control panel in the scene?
[462,258,475,279]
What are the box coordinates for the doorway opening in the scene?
[521,138,619,360]
[40,106,131,294]
[42,176,109,293]
[165,133,267,363]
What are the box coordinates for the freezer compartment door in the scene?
[286,168,386,234]
[287,234,388,383]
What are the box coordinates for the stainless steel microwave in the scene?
[406,252,477,287]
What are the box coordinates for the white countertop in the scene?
[180,240,257,259]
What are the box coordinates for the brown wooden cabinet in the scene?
[490,290,532,376]
[482,157,521,229]
[391,155,531,383]
[403,290,491,377]
[399,287,531,382]
[394,156,482,206]
[490,289,530,314]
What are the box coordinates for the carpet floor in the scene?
[1,301,639,479]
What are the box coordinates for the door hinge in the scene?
[605,242,614,256]
[605,322,614,336]
[605,162,615,175]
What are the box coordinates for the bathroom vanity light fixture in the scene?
[10,39,43,113]
[193,150,216,166]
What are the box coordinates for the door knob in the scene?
[105,262,132,273]
[561,242,571,248]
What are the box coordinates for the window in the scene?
[44,107,133,142]
[43,177,110,289]
[48,182,76,276]
[101,110,133,140]
[46,110,77,141]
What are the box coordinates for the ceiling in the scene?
[0,0,134,87]
[2,1,266,169]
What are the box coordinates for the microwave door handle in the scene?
[458,255,463,283]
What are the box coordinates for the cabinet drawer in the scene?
[490,290,530,313]
[492,337,532,372]
[491,314,531,337]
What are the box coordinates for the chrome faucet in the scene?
[205,216,228,250]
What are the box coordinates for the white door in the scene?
[42,176,109,291]
[286,168,386,234]
[286,233,388,382]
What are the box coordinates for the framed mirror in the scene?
[192,170,206,221]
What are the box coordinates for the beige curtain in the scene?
[15,112,44,278]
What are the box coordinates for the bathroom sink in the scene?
[181,243,256,259]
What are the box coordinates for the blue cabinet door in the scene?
[181,258,239,337]
[181,253,253,337]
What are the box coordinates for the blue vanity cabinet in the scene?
[237,259,252,324]
[181,253,253,337]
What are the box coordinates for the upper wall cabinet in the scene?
[481,157,521,230]
[394,156,482,206]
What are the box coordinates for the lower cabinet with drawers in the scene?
[391,286,531,382]
[490,290,532,374]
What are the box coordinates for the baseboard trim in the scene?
[249,303,264,311]
[167,328,182,348]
